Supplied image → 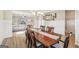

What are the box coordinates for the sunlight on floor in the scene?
[15,31,25,35]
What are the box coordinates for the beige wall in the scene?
[0,11,4,20]
[65,10,75,36]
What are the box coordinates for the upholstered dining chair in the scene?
[30,31,44,48]
[51,36,69,48]
[46,26,54,34]
[25,27,33,48]
[40,25,45,32]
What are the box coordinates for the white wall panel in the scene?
[75,10,79,45]
[0,11,12,45]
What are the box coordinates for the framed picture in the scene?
[43,13,57,21]
[43,14,52,21]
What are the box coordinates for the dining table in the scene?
[30,28,60,47]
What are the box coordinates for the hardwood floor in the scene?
[65,32,75,48]
[68,35,75,48]
[2,31,75,48]
[2,31,27,48]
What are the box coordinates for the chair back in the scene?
[25,29,32,48]
[46,26,54,33]
[64,32,73,48]
[63,36,69,48]
[40,25,45,32]
[27,25,33,29]
[26,29,31,40]
[30,31,37,48]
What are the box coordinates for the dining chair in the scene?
[30,31,44,48]
[51,36,69,48]
[25,28,33,48]
[25,28,27,43]
[26,25,32,30]
[40,25,45,32]
[46,26,54,34]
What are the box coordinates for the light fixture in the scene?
[37,12,44,15]
[37,12,41,14]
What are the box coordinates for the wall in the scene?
[33,12,45,28]
[33,10,65,35]
[43,10,65,35]
[0,11,12,45]
[75,10,79,45]
[65,10,75,36]
[33,12,39,28]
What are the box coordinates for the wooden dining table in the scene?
[30,28,60,47]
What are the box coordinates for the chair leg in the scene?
[26,38,27,44]
[34,40,37,48]
[30,39,32,48]
[27,39,32,48]
[28,39,31,48]
[27,39,29,48]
